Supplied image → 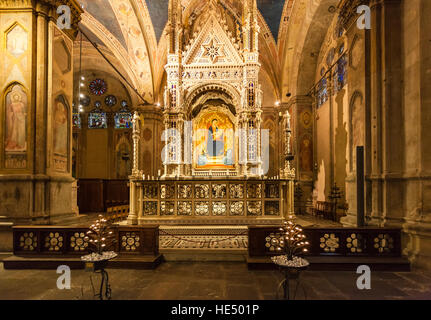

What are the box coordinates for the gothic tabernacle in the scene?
[127,0,295,225]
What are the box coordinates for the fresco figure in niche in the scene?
[5,85,27,152]
[207,119,224,157]
[300,137,312,172]
[53,98,68,155]
[7,25,27,58]
[117,143,131,178]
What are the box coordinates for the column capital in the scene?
[285,95,313,109]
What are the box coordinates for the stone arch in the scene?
[185,82,241,117]
[281,0,339,97]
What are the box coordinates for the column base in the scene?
[138,217,146,225]
[340,214,357,227]
[403,220,431,269]
[127,216,138,225]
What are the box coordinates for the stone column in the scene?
[286,96,313,210]
[0,0,82,224]
[137,182,144,224]
[128,111,142,225]
[402,0,431,268]
[280,110,296,219]
[365,0,404,227]
[127,180,137,225]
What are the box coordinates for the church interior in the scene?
[0,0,431,301]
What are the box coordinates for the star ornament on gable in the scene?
[203,39,224,63]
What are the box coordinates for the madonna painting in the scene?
[194,110,234,168]
[207,119,224,157]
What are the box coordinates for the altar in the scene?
[128,178,291,225]
[127,0,295,225]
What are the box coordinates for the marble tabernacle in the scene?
[127,1,295,225]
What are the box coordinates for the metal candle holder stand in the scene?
[82,252,117,300]
[328,183,343,221]
[272,255,309,300]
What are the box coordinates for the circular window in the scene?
[89,79,107,96]
[79,94,90,106]
[105,95,117,107]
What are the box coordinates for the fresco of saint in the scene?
[5,85,27,152]
[53,99,68,156]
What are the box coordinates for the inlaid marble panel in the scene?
[143,201,158,215]
[178,201,192,216]
[247,201,262,216]
[160,201,175,215]
[212,184,227,198]
[177,184,192,198]
[195,201,210,216]
[247,183,262,198]
[229,201,244,216]
[160,184,175,199]
[195,184,210,199]
[212,201,227,216]
[229,184,244,198]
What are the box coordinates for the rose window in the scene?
[89,78,107,96]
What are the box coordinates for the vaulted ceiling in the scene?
[76,0,339,104]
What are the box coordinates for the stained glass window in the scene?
[105,95,117,107]
[89,78,107,96]
[72,113,81,129]
[79,94,90,107]
[326,48,335,66]
[320,67,326,77]
[317,77,328,107]
[334,54,347,92]
[88,103,107,129]
[114,113,132,129]
[114,101,132,129]
[88,112,107,129]
[339,43,345,55]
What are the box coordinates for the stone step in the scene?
[246,255,411,272]
[2,254,163,270]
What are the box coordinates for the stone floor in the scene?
[1,261,430,300]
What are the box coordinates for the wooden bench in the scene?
[312,201,346,222]
[106,205,130,223]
